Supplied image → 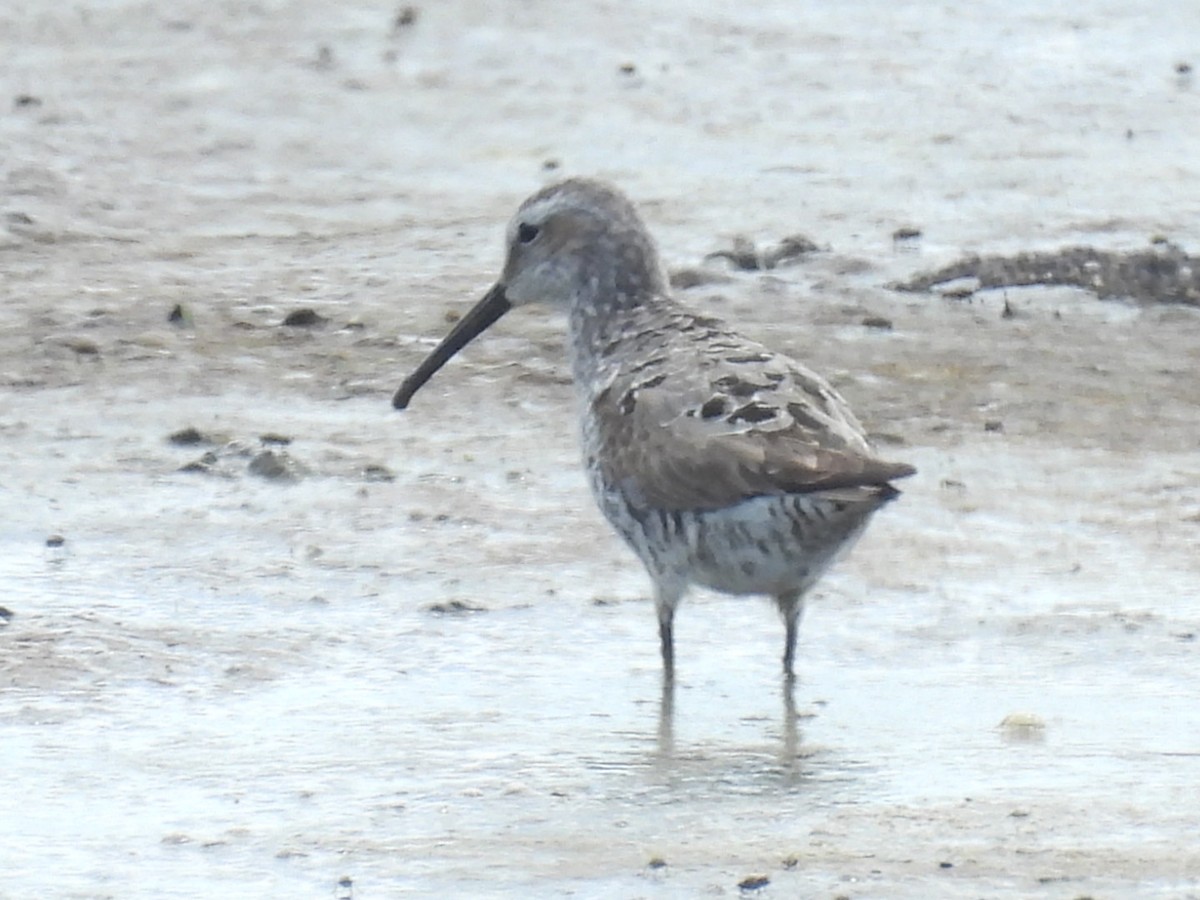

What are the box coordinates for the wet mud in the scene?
[2,1,1199,897]
[891,243,1200,306]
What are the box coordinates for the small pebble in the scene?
[1000,712,1047,743]
[282,308,327,327]
[65,338,100,356]
[393,5,417,29]
[1000,712,1046,730]
[425,599,487,614]
[248,449,302,481]
[363,464,396,482]
[168,427,207,446]
[738,875,770,891]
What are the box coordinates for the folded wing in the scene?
[589,339,915,512]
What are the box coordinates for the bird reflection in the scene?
[779,673,803,778]
[654,671,804,772]
[655,671,676,762]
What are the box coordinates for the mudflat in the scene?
[2,2,1198,896]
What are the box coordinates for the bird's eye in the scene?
[516,222,540,244]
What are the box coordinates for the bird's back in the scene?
[578,299,914,517]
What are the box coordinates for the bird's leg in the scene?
[777,593,806,677]
[659,616,674,675]
[654,583,682,678]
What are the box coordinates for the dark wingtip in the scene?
[878,483,903,502]
[880,463,918,500]
[880,463,917,501]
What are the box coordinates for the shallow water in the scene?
[3,0,1200,897]
[3,394,1198,897]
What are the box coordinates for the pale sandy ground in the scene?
[2,1,1200,898]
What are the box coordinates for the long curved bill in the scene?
[392,283,512,409]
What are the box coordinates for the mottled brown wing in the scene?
[590,350,915,512]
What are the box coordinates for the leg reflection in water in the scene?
[655,671,676,765]
[779,673,802,776]
[654,672,804,769]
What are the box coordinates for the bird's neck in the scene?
[567,289,677,391]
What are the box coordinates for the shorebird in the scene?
[393,179,914,677]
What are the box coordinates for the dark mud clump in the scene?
[425,599,487,615]
[246,449,306,481]
[168,427,210,446]
[282,308,329,327]
[705,234,822,271]
[890,243,1200,305]
[737,874,771,891]
[669,267,733,290]
[178,441,308,480]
